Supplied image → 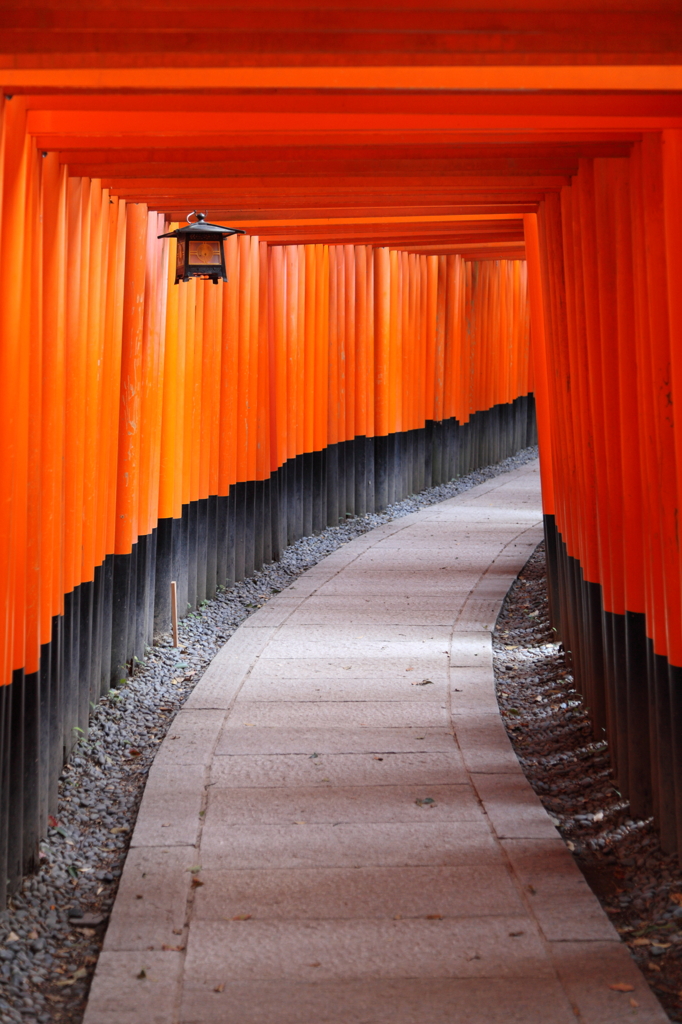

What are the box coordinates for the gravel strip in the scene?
[494,542,681,1023]
[0,446,538,1024]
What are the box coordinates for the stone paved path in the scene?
[84,461,667,1024]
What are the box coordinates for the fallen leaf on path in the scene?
[629,998,639,1008]
[609,983,635,992]
[55,967,87,988]
[631,938,650,947]
[191,878,204,888]
[162,944,185,951]
[232,914,251,921]
[671,893,682,906]
[137,969,147,980]
[213,984,225,993]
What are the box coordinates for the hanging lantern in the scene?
[158,211,245,285]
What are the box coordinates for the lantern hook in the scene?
[186,210,207,224]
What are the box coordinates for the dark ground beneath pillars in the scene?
[494,544,682,1023]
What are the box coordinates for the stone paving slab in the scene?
[198,820,501,870]
[240,674,450,701]
[312,571,482,595]
[103,846,197,952]
[209,750,468,788]
[84,461,669,1024]
[177,978,579,1024]
[190,864,527,920]
[284,593,475,624]
[202,782,482,824]
[180,915,555,984]
[129,763,205,848]
[226,698,451,729]
[213,724,457,756]
[85,951,183,1024]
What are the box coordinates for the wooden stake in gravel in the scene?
[171,580,179,648]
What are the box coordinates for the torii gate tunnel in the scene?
[1,1,682,902]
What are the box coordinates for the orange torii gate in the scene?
[1,0,682,905]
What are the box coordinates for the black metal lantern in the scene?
[158,211,245,285]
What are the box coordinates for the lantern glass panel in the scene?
[189,240,221,266]
[176,237,186,273]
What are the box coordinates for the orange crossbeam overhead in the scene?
[26,111,682,134]
[15,91,682,121]
[4,66,682,89]
[7,24,672,253]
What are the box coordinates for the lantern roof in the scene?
[158,211,245,240]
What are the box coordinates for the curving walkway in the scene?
[84,461,666,1024]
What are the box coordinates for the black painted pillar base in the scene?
[233,481,247,583]
[253,480,264,572]
[110,553,131,687]
[302,452,314,538]
[154,517,174,638]
[186,503,198,612]
[196,498,209,606]
[206,495,218,598]
[354,437,366,517]
[326,443,339,526]
[244,481,256,578]
[374,435,389,512]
